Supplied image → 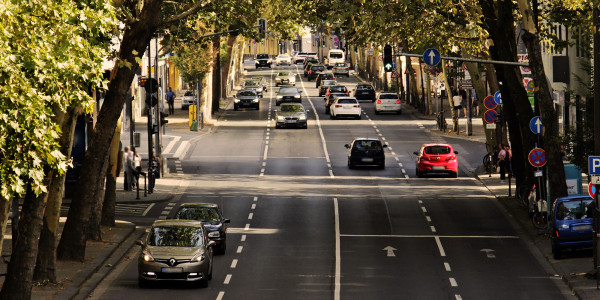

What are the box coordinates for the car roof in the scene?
[421,143,453,147]
[152,219,205,228]
[354,137,381,141]
[178,203,220,209]
[555,195,593,202]
[335,97,357,101]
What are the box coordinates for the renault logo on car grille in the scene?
[169,258,176,266]
[435,157,440,160]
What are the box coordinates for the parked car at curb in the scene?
[181,90,194,110]
[137,219,214,288]
[275,103,308,129]
[345,138,387,169]
[551,195,594,259]
[172,203,230,255]
[414,143,458,178]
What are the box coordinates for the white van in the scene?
[327,49,345,68]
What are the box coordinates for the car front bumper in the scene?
[138,259,210,282]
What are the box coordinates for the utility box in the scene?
[564,164,583,195]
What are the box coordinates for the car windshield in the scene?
[146,226,204,247]
[379,94,399,99]
[238,91,256,97]
[321,74,334,79]
[424,146,452,155]
[244,81,258,86]
[279,88,298,94]
[278,72,289,76]
[184,91,193,96]
[357,85,373,90]
[280,105,303,112]
[556,199,593,220]
[354,140,382,150]
[175,207,220,222]
[330,53,343,58]
[256,54,269,59]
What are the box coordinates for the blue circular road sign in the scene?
[494,91,503,105]
[529,116,542,134]
[423,48,441,66]
[528,148,547,167]
[484,109,498,124]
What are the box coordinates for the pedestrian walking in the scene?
[460,89,468,117]
[122,146,131,191]
[166,87,175,115]
[148,153,160,194]
[472,91,479,117]
[504,144,513,178]
[126,148,136,190]
[133,149,142,184]
[498,144,507,182]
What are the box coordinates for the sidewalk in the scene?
[406,103,600,299]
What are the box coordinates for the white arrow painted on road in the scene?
[383,246,397,257]
[480,249,496,258]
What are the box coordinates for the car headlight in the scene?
[192,254,206,262]
[252,98,259,103]
[294,95,300,99]
[299,114,306,120]
[208,231,221,238]
[277,115,285,122]
[234,98,240,103]
[277,96,283,100]
[142,250,154,262]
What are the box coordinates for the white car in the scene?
[330,97,361,119]
[275,54,292,66]
[275,71,296,86]
[181,90,194,110]
[374,92,402,114]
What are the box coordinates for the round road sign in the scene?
[589,182,598,198]
[494,91,503,105]
[483,95,497,110]
[484,109,498,124]
[528,148,547,167]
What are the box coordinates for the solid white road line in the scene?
[142,203,155,216]
[334,197,341,300]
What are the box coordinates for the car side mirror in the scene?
[454,151,458,154]
[223,218,231,223]
[344,144,350,149]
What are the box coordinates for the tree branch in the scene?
[160,0,212,27]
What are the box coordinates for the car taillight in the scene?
[377,100,382,104]
[446,156,455,161]
[555,230,559,238]
[327,91,330,95]
[309,71,313,74]
[345,91,349,95]
[353,105,360,108]
[335,105,342,108]
[396,100,401,104]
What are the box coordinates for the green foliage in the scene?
[0,0,115,200]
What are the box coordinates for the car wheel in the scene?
[256,105,260,110]
[348,159,353,169]
[276,83,279,87]
[451,172,458,178]
[138,277,149,288]
[207,256,213,280]
[375,110,380,115]
[356,114,361,120]
[275,124,281,129]
[380,163,385,170]
[198,276,209,288]
[347,74,350,77]
[397,110,402,115]
[325,108,330,114]
[276,102,281,106]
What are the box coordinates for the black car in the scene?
[307,65,326,81]
[324,85,349,98]
[276,87,302,106]
[233,89,260,110]
[255,53,272,68]
[303,57,319,68]
[315,72,335,88]
[172,203,230,255]
[324,92,347,114]
[353,83,376,101]
[304,63,315,77]
[345,138,387,169]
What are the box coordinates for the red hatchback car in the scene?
[414,143,458,178]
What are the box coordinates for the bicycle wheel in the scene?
[483,154,493,173]
[532,212,547,229]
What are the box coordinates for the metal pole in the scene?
[593,5,600,289]
[146,40,154,190]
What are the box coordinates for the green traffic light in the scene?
[385,63,392,71]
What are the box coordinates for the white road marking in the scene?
[421,207,427,213]
[263,145,269,160]
[248,213,253,220]
[216,291,225,300]
[224,274,232,284]
[426,216,432,222]
[244,224,250,230]
[237,246,243,253]
[241,235,246,242]
[444,262,451,271]
[455,295,463,300]
[163,136,181,154]
[449,277,458,287]
[334,197,341,300]
[253,196,258,201]
[251,204,256,210]
[435,236,446,257]
[430,226,437,233]
[231,259,238,268]
[142,203,155,216]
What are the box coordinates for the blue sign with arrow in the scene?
[494,91,502,105]
[529,116,542,134]
[423,48,441,66]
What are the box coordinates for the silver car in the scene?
[250,76,268,92]
[276,87,302,106]
[275,103,309,129]
[243,80,263,97]
[375,92,402,114]
[137,219,215,288]
[275,71,296,86]
[181,90,194,110]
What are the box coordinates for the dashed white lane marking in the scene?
[449,277,458,287]
[430,226,437,233]
[231,259,238,268]
[241,235,246,242]
[435,236,446,257]
[421,207,427,213]
[253,196,258,201]
[224,274,232,284]
[251,204,256,210]
[334,197,341,300]
[426,216,432,222]
[244,224,250,230]
[455,295,463,300]
[444,262,451,271]
[263,145,268,160]
[248,213,254,220]
[237,246,243,253]
[216,291,225,300]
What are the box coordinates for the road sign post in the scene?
[529,116,542,135]
[423,48,441,66]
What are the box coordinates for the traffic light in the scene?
[258,18,267,36]
[145,94,158,107]
[383,45,393,72]
[160,112,168,125]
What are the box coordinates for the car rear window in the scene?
[379,94,399,99]
[330,86,348,92]
[354,140,382,150]
[330,53,343,58]
[338,99,357,104]
[357,85,373,90]
[556,199,593,220]
[424,146,451,155]
[184,91,193,96]
[312,66,325,71]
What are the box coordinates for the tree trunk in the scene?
[34,104,79,283]
[101,116,122,227]
[212,36,221,115]
[88,156,108,241]
[479,0,537,191]
[0,185,48,300]
[442,62,458,131]
[518,0,568,201]
[57,0,163,262]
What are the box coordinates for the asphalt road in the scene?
[93,63,572,299]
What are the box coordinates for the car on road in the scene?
[172,203,230,255]
[306,65,326,81]
[327,49,345,68]
[242,80,263,97]
[137,219,214,288]
[353,83,376,101]
[275,54,292,66]
[254,53,272,68]
[551,195,594,259]
[294,52,317,64]
[324,92,347,114]
[414,143,458,178]
[276,86,302,106]
[332,62,350,77]
[250,76,268,92]
[329,97,361,119]
[324,85,349,99]
[303,62,317,77]
[315,72,335,88]
[319,80,338,97]
[375,92,402,114]
[181,90,194,110]
[275,103,309,129]
[345,138,387,169]
[275,71,296,86]
[303,57,319,68]
[233,89,260,110]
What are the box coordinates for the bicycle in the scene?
[516,183,536,208]
[436,110,447,131]
[482,148,498,175]
[531,196,547,229]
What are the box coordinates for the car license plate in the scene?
[162,267,183,273]
[362,158,374,162]
[286,120,297,123]
[573,224,592,231]
[432,166,445,170]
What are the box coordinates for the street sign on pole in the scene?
[589,182,598,198]
[483,95,497,110]
[589,156,600,175]
[423,48,441,66]
[529,116,542,134]
[484,109,498,124]
[494,91,503,105]
[528,148,547,167]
